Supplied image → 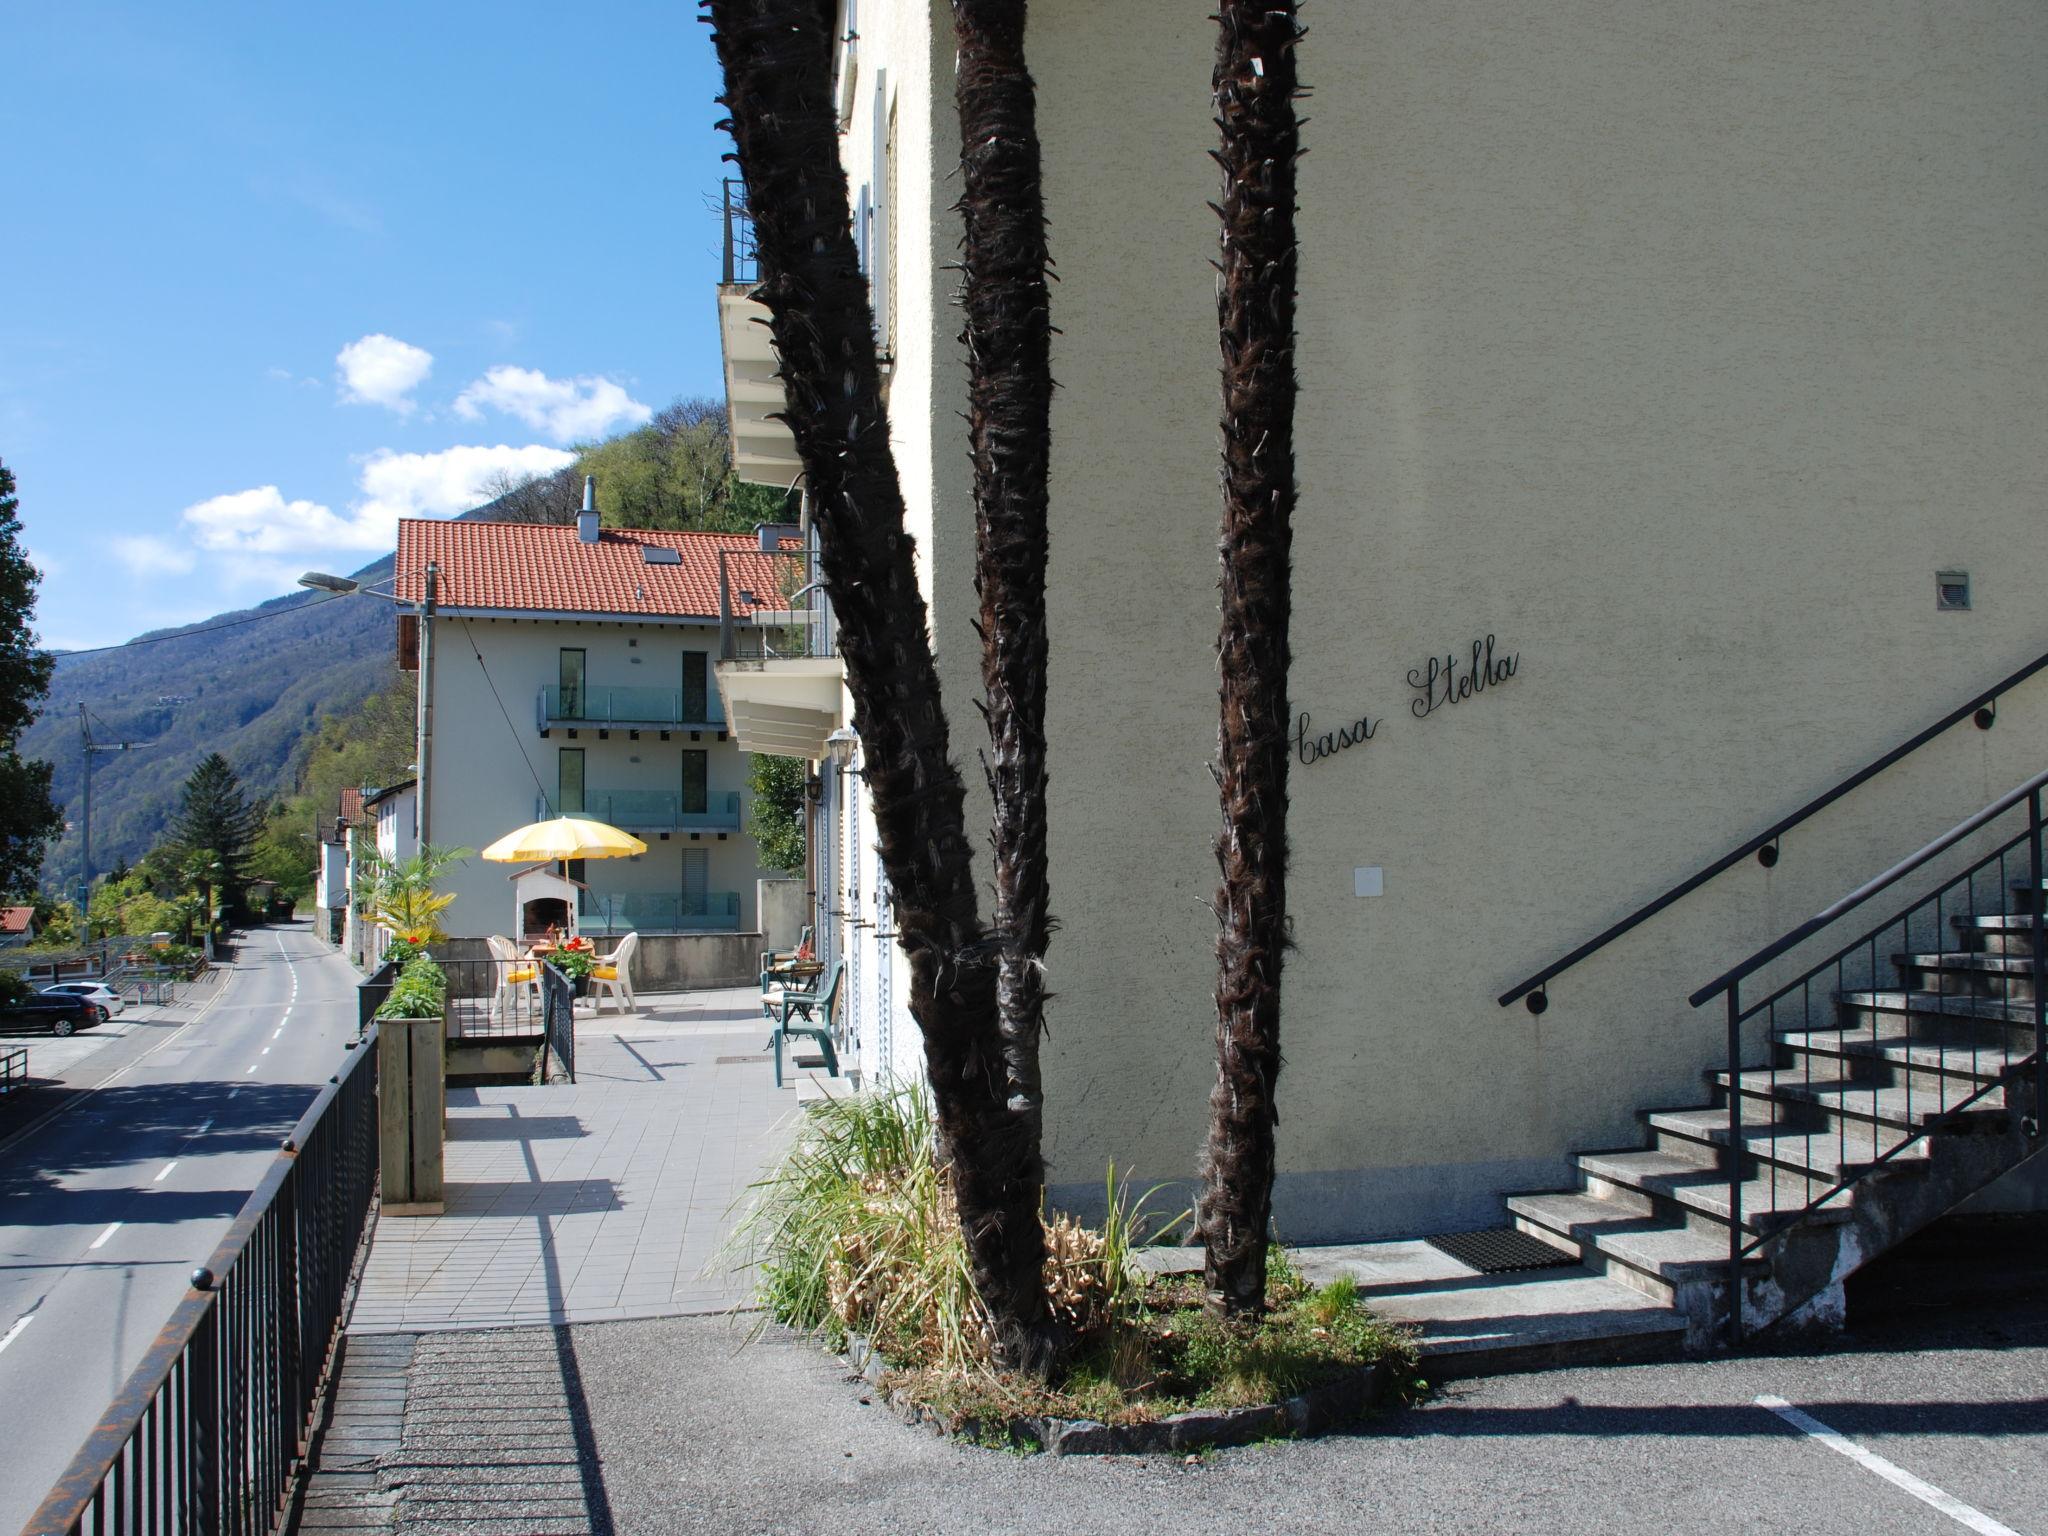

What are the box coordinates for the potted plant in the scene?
[551,945,596,998]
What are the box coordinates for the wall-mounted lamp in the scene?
[825,727,859,768]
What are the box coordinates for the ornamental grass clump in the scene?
[737,1085,1414,1433]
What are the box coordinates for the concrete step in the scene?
[1714,1067,2008,1128]
[1894,951,2040,1002]
[1575,1148,1853,1235]
[1777,1025,2022,1085]
[1505,1190,1758,1305]
[1953,913,2043,956]
[1837,989,2040,1043]
[1289,1239,1685,1380]
[1646,1105,1931,1180]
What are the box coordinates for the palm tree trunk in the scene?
[705,0,1057,1370]
[1198,0,1304,1318]
[951,0,1056,1203]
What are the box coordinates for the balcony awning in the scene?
[719,283,803,490]
[714,657,848,760]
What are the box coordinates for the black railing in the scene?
[1499,645,2048,1013]
[438,957,546,1042]
[1689,768,2048,1342]
[23,1028,381,1535]
[539,962,576,1084]
[356,959,396,1041]
[721,178,758,286]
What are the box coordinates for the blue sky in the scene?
[1,2,735,650]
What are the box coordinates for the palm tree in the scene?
[704,0,1058,1370]
[951,0,1057,1254]
[1197,0,1305,1318]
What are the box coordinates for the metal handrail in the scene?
[1686,771,2048,1344]
[23,1025,380,1534]
[1499,645,2048,1012]
[1689,766,2048,1009]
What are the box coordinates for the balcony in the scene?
[713,543,848,760]
[537,791,744,835]
[579,890,742,935]
[719,180,803,490]
[537,684,725,734]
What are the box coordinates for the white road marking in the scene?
[0,1315,32,1354]
[89,1222,122,1250]
[245,1064,257,1074]
[273,1027,283,1039]
[1756,1396,2020,1536]
[261,1047,270,1055]
[153,1162,177,1182]
[195,1118,212,1133]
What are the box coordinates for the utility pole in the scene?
[77,704,139,919]
[415,560,438,847]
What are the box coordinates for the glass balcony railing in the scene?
[580,891,743,934]
[536,791,743,832]
[538,684,724,729]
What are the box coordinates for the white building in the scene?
[716,0,2048,1295]
[393,513,797,945]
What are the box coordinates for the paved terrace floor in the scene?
[348,986,803,1333]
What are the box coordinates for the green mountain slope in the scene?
[26,551,400,892]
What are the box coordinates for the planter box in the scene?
[377,1016,445,1215]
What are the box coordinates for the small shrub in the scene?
[376,955,447,1020]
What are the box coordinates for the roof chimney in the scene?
[577,476,600,544]
[756,520,799,553]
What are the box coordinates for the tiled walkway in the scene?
[347,987,803,1333]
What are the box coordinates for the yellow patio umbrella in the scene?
[479,816,648,864]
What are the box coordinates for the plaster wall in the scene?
[422,615,774,941]
[1005,0,2048,1236]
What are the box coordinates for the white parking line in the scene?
[0,1315,32,1354]
[1756,1396,2020,1536]
[89,1222,122,1250]
[153,1161,176,1182]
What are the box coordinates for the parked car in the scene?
[0,994,100,1037]
[40,982,122,1022]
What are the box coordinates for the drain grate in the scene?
[1426,1227,1576,1274]
[715,1053,770,1064]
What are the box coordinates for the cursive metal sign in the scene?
[1293,710,1378,767]
[1409,634,1520,719]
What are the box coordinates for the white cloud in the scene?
[172,444,577,584]
[352,443,578,528]
[23,543,63,578]
[453,365,651,443]
[336,333,433,413]
[110,534,196,578]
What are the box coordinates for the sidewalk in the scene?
[347,986,800,1332]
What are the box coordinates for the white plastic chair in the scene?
[591,931,639,1016]
[486,934,541,1023]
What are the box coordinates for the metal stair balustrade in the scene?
[1499,644,2048,1014]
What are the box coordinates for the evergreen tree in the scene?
[171,752,261,919]
[0,458,62,896]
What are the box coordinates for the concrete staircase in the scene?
[1506,884,2046,1351]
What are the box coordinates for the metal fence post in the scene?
[2030,789,2045,1138]
[1725,983,1744,1346]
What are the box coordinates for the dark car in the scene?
[0,993,101,1037]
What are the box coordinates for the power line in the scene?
[453,616,552,810]
[49,593,347,658]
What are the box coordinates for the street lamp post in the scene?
[298,559,439,850]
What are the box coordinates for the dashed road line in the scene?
[153,1161,177,1182]
[0,1315,32,1354]
[89,1222,122,1250]
[1756,1396,2020,1536]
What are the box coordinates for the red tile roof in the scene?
[394,519,802,621]
[338,788,366,829]
[1,906,34,935]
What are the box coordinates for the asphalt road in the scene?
[0,921,363,1533]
